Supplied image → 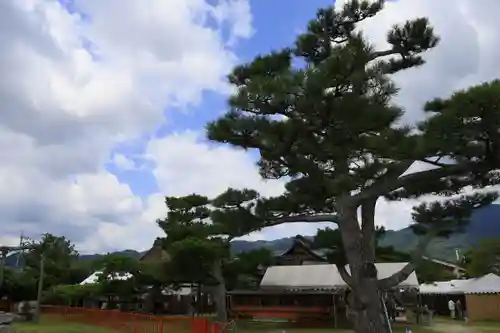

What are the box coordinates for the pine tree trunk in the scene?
[339,207,391,333]
[350,278,390,333]
[212,259,228,322]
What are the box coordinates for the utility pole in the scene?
[35,253,45,322]
[15,232,25,269]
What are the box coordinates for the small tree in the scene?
[43,284,101,306]
[205,0,500,331]
[24,233,79,289]
[157,190,270,322]
[3,267,38,301]
[224,248,273,290]
[94,254,143,308]
[466,238,500,277]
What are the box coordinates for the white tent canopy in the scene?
[419,274,500,295]
[419,279,472,295]
[80,270,133,285]
[464,273,500,294]
[79,271,195,296]
[260,262,419,290]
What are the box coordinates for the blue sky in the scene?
[2,0,497,252]
[108,0,335,201]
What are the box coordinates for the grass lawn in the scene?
[238,328,434,333]
[227,319,436,333]
[431,317,500,333]
[14,320,119,333]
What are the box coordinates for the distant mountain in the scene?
[78,249,143,262]
[230,237,299,255]
[379,204,500,260]
[5,204,500,267]
[4,249,145,269]
[230,204,500,261]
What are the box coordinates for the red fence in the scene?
[41,305,224,333]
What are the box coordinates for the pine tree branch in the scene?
[337,263,354,286]
[269,213,340,226]
[371,48,399,59]
[352,161,485,203]
[420,158,451,167]
[377,231,436,290]
[239,213,340,237]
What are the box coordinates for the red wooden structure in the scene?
[227,290,343,325]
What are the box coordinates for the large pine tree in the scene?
[204,1,500,332]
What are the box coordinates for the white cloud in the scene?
[113,154,136,170]
[0,0,253,253]
[146,131,284,198]
[2,0,500,254]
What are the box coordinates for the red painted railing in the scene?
[41,305,223,333]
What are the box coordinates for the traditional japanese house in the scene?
[272,235,328,266]
[250,235,329,283]
[419,279,470,316]
[228,262,420,327]
[419,273,500,321]
[139,243,171,263]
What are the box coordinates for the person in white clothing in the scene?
[448,299,456,319]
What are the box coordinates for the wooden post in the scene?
[112,309,117,329]
[333,294,337,328]
[381,292,393,333]
[132,313,137,333]
[159,317,164,333]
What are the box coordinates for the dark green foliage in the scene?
[465,238,500,277]
[224,248,272,290]
[157,189,277,321]
[92,254,141,298]
[410,193,498,237]
[92,253,166,299]
[2,233,90,301]
[42,284,101,305]
[164,237,218,286]
[3,268,38,302]
[2,233,95,301]
[156,189,270,284]
[422,80,500,166]
[23,233,80,288]
[156,189,275,285]
[415,260,456,284]
[206,0,445,225]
